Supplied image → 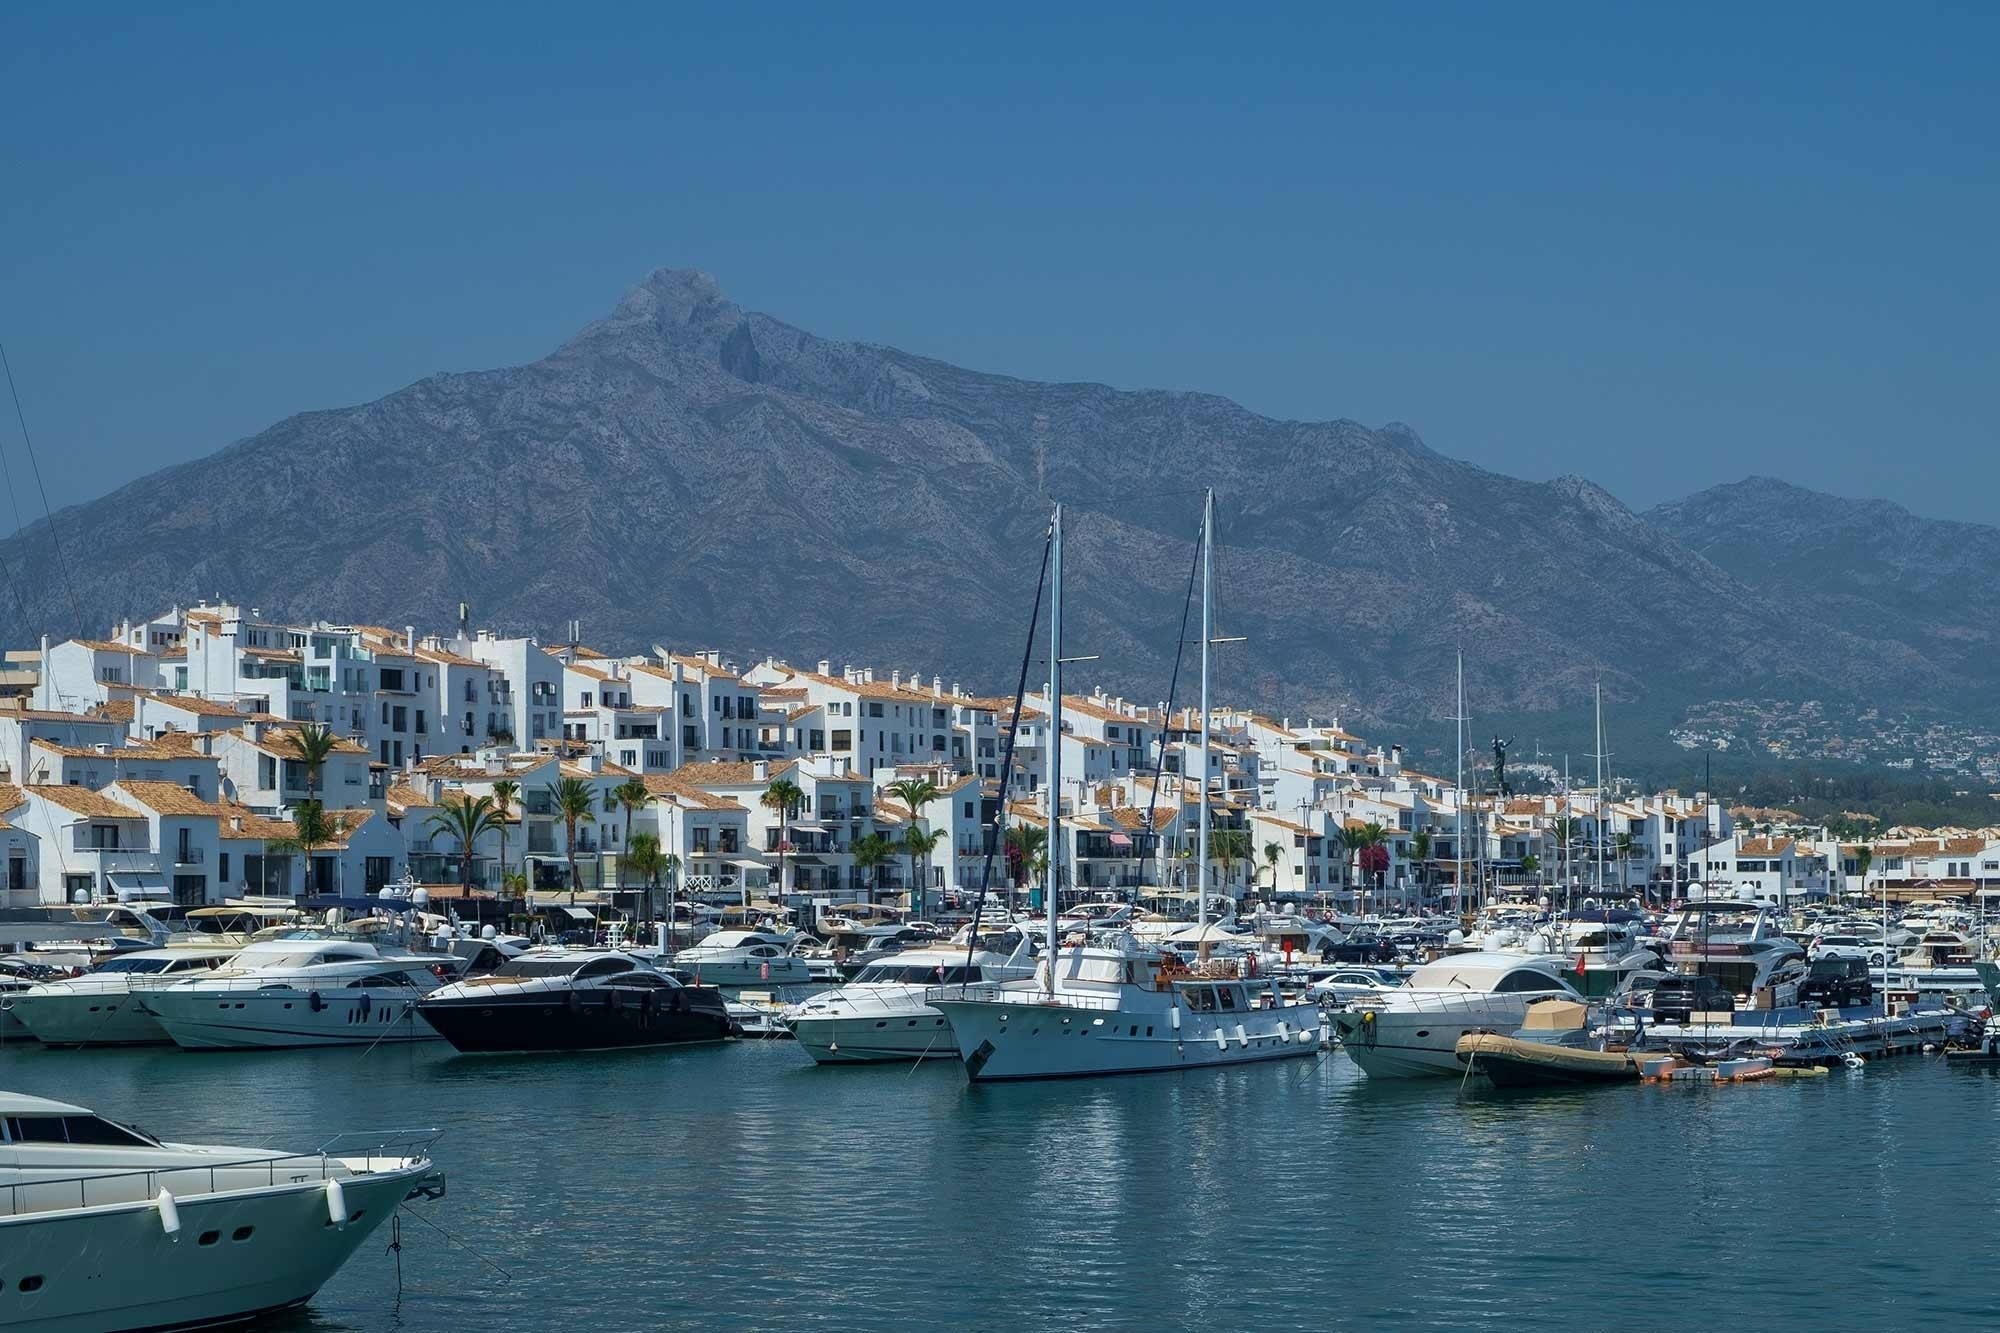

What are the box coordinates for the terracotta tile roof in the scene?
[248,725,368,757]
[416,646,487,669]
[1,707,121,724]
[30,737,218,763]
[149,694,254,719]
[386,782,436,813]
[656,759,799,788]
[215,802,297,841]
[95,699,136,723]
[111,781,222,817]
[67,639,148,655]
[0,783,24,812]
[27,784,145,817]
[639,774,744,812]
[1737,836,1795,858]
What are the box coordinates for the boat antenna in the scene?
[959,516,1054,976]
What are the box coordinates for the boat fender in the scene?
[1277,1022,1291,1042]
[156,1187,181,1237]
[607,987,624,1011]
[1169,1005,1181,1032]
[358,993,371,1019]
[308,991,324,1013]
[1214,1029,1228,1052]
[326,1176,348,1229]
[1361,1010,1378,1048]
[567,990,582,1013]
[641,990,659,1016]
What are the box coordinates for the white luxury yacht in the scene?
[786,934,1035,1063]
[670,930,813,987]
[1330,952,1582,1077]
[1660,899,1809,1006]
[0,1090,443,1332]
[134,937,450,1050]
[930,496,1325,1082]
[7,946,240,1047]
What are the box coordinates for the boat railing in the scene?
[1356,989,1536,1017]
[132,975,437,997]
[787,987,933,1018]
[0,1129,442,1221]
[924,982,1126,1011]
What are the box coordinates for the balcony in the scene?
[171,846,206,867]
[72,831,150,853]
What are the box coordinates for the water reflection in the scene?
[0,1042,1995,1330]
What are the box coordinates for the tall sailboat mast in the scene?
[1046,503,1063,995]
[1198,489,1213,933]
[1454,651,1465,916]
[1594,681,1606,898]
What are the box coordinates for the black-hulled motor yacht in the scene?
[417,949,731,1053]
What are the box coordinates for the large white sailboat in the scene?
[932,494,1324,1081]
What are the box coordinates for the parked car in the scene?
[1798,956,1874,1008]
[1810,934,1886,967]
[1322,936,1399,964]
[1649,974,1737,1024]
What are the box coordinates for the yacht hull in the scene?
[137,990,441,1050]
[0,1164,424,1332]
[932,999,1322,1081]
[1334,1008,1534,1078]
[8,990,169,1048]
[790,1009,957,1063]
[418,989,731,1053]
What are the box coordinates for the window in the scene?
[580,692,593,708]
[415,710,427,735]
[576,957,634,978]
[2,1115,155,1146]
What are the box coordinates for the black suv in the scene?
[1649,974,1736,1024]
[1798,956,1873,1008]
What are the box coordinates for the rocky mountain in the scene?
[0,271,1979,733]
[1647,478,2000,711]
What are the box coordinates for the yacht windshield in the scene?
[91,956,174,975]
[853,964,974,985]
[2,1114,160,1147]
[495,958,589,979]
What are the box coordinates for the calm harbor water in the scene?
[3,1036,1996,1332]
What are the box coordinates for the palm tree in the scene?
[1338,826,1371,906]
[1520,852,1541,880]
[547,777,597,907]
[761,778,804,896]
[885,777,944,913]
[285,723,340,804]
[425,794,503,900]
[1209,828,1251,899]
[1410,829,1433,909]
[852,831,895,898]
[1853,843,1874,904]
[1261,840,1282,898]
[1358,822,1390,913]
[1614,831,1635,902]
[612,777,651,918]
[491,779,521,911]
[901,826,947,914]
[1004,824,1047,904]
[269,802,337,897]
[626,831,666,922]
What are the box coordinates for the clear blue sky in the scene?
[3,4,1994,520]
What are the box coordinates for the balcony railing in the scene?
[72,832,150,853]
[172,847,206,866]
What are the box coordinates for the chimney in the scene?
[891,670,901,689]
[818,659,831,676]
[932,676,943,697]
[231,815,243,833]
[753,760,769,782]
[863,668,875,684]
[404,625,415,652]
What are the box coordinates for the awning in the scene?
[1108,833,1133,847]
[732,859,769,871]
[788,820,830,832]
[788,855,826,866]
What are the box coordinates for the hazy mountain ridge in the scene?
[0,270,1984,735]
